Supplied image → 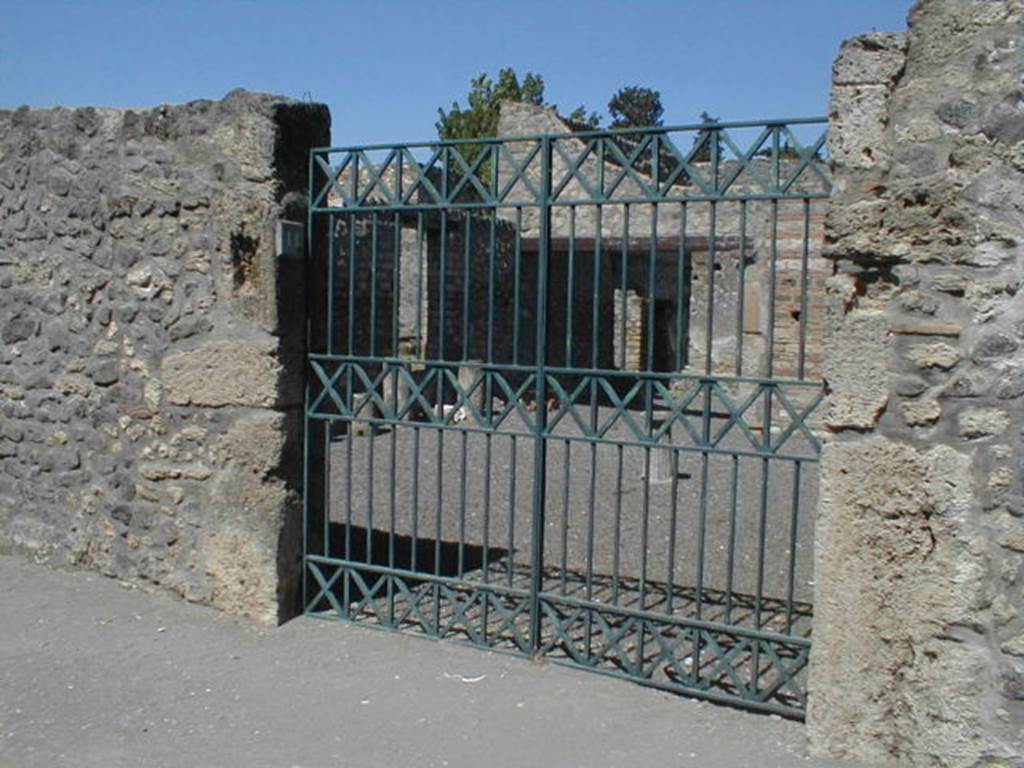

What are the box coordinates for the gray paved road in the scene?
[0,555,863,768]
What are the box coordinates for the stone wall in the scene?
[0,91,330,623]
[809,2,1024,764]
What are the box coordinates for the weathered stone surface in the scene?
[163,340,282,408]
[822,277,891,431]
[812,2,1024,763]
[832,32,907,86]
[959,408,1010,439]
[0,91,328,623]
[1004,634,1024,658]
[811,439,991,764]
[205,411,298,622]
[907,342,961,371]
[891,320,962,337]
[901,397,942,426]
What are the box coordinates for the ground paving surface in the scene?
[0,555,866,768]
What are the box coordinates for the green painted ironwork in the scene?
[304,118,830,719]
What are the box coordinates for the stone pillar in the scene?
[613,288,644,370]
[809,3,1024,764]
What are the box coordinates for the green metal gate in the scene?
[303,118,830,718]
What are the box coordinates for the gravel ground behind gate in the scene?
[326,406,818,632]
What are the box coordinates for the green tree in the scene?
[565,106,601,130]
[436,68,598,178]
[435,68,546,148]
[607,86,664,129]
[691,111,718,162]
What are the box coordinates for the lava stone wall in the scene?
[810,2,1024,764]
[0,91,329,622]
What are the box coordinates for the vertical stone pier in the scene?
[809,2,1024,764]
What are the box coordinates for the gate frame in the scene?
[301,117,831,719]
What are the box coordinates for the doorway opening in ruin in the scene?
[301,120,830,718]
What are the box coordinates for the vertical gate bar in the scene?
[345,402,353,561]
[641,445,651,613]
[327,214,335,356]
[302,149,315,611]
[753,198,780,686]
[483,433,492,576]
[798,198,811,380]
[560,439,570,595]
[675,202,690,372]
[462,211,471,360]
[482,431,492,638]
[302,395,311,608]
[585,202,602,653]
[323,213,336,561]
[691,198,717,676]
[439,210,448,361]
[565,205,576,366]
[412,425,420,573]
[508,436,517,590]
[482,201,496,638]
[434,203,449,634]
[528,135,552,654]
[772,126,781,192]
[618,205,629,369]
[344,208,357,580]
[415,212,424,359]
[392,211,400,357]
[696,201,718,618]
[389,209,401,624]
[513,207,523,365]
[351,152,359,210]
[435,426,444,632]
[561,202,576,599]
[585,440,597,653]
[388,375,397,626]
[645,195,658,372]
[347,214,356,354]
[711,123,720,194]
[666,447,679,613]
[736,201,748,375]
[613,444,623,605]
[786,461,802,632]
[458,430,468,578]
[726,201,747,624]
[593,139,607,652]
[323,413,331,559]
[370,212,378,358]
[591,205,603,371]
[725,455,740,624]
[344,425,353,614]
[366,411,375,565]
[487,209,496,364]
[703,202,717,373]
[640,201,658,623]
[613,199,628,608]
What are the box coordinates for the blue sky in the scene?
[2,1,913,146]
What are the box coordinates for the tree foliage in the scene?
[436,67,599,179]
[607,86,664,129]
[435,68,546,146]
[691,111,717,162]
[437,68,601,142]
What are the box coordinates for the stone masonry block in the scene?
[163,339,282,408]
